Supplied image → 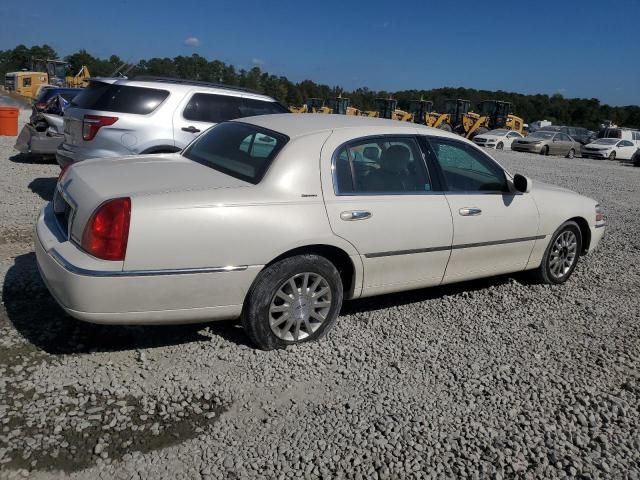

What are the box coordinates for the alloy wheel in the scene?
[548,230,578,280]
[269,272,332,342]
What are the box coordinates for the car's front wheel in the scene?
[540,145,549,156]
[608,151,616,161]
[496,142,504,150]
[531,221,582,284]
[241,254,343,350]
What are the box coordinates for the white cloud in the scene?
[251,57,265,66]
[183,37,201,47]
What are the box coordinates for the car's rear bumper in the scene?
[56,143,129,168]
[35,204,258,325]
[15,124,63,155]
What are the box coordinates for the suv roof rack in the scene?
[132,76,261,95]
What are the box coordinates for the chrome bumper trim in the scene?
[49,249,248,277]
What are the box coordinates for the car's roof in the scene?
[237,113,464,140]
[87,77,277,102]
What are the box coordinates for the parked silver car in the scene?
[511,131,579,158]
[56,77,288,167]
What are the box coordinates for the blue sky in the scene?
[2,0,639,105]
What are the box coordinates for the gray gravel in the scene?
[0,110,639,479]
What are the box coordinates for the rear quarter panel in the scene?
[123,131,360,272]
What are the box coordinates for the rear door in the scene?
[320,130,454,297]
[173,91,243,148]
[427,136,540,283]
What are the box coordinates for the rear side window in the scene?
[70,82,169,114]
[183,122,288,184]
[183,93,286,123]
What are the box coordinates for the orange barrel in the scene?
[0,107,19,136]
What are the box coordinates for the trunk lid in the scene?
[59,153,250,242]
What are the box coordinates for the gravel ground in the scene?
[1,109,639,479]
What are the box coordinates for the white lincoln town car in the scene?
[36,115,606,349]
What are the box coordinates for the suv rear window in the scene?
[183,93,287,123]
[183,122,288,184]
[70,81,169,114]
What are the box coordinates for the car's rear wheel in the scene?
[567,148,575,159]
[496,142,504,150]
[530,221,582,285]
[241,254,343,350]
[608,151,616,160]
[540,145,549,156]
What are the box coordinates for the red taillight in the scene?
[82,114,118,141]
[82,198,131,261]
[36,102,47,109]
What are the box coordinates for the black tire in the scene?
[496,142,504,150]
[540,145,549,156]
[566,148,575,159]
[633,150,640,167]
[438,123,453,132]
[241,254,343,350]
[608,151,616,161]
[529,221,582,285]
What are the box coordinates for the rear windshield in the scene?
[183,93,288,123]
[38,88,80,103]
[183,122,288,184]
[70,81,169,114]
[597,128,621,139]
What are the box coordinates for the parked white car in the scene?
[581,138,638,160]
[472,129,523,149]
[36,115,606,349]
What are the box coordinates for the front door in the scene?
[426,136,541,283]
[320,130,454,297]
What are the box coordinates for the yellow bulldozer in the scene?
[326,96,360,116]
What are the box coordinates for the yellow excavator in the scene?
[65,65,91,88]
[461,100,524,137]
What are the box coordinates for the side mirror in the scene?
[513,174,531,193]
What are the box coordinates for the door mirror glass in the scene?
[513,174,531,193]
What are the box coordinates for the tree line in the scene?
[2,44,639,130]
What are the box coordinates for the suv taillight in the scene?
[82,198,131,261]
[82,114,118,141]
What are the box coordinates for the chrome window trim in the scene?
[330,134,439,197]
[49,249,248,277]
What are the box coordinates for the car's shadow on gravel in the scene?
[9,153,57,165]
[28,177,57,201]
[4,253,526,355]
[2,253,252,355]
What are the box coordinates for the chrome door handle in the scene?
[459,207,482,216]
[340,210,372,221]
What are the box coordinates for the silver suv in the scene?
[56,77,288,167]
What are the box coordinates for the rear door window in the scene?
[240,98,288,116]
[70,81,169,114]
